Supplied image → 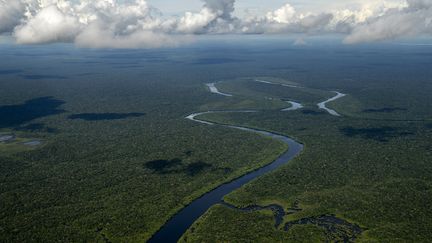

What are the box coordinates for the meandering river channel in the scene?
[317,91,346,116]
[149,81,348,242]
[148,112,303,243]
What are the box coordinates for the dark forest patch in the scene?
[340,126,413,142]
[186,161,212,176]
[145,159,183,174]
[145,159,213,176]
[301,110,324,115]
[68,113,145,121]
[363,107,406,113]
[0,97,65,128]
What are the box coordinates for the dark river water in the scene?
[148,112,304,243]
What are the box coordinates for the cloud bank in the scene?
[0,0,431,48]
[344,0,432,43]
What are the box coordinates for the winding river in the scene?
[209,80,304,112]
[317,91,346,116]
[253,79,305,111]
[149,81,347,242]
[282,101,304,111]
[148,112,303,243]
[254,79,302,88]
[254,79,347,116]
[206,83,233,97]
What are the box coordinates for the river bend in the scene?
[148,111,303,243]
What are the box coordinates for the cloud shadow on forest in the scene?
[0,97,65,129]
[68,112,145,121]
[145,158,214,176]
[362,107,407,113]
[340,126,413,142]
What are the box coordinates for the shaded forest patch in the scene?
[301,110,325,115]
[363,107,407,113]
[340,126,413,142]
[145,159,215,177]
[0,97,65,128]
[145,159,183,174]
[68,112,145,121]
[186,161,212,176]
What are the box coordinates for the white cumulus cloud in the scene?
[344,0,432,43]
[0,0,26,33]
[266,4,296,24]
[75,23,189,48]
[176,8,218,33]
[0,0,430,48]
[15,5,80,44]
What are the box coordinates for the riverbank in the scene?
[149,112,303,243]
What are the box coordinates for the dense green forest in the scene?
[1,41,431,242]
[182,76,432,242]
